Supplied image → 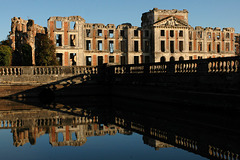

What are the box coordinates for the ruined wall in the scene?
[10,17,46,65]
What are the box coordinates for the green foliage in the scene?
[35,34,58,66]
[0,45,12,66]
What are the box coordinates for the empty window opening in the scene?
[170,30,174,37]
[109,30,114,38]
[145,30,149,37]
[179,41,183,52]
[72,133,77,141]
[86,40,91,50]
[70,35,76,46]
[98,40,102,51]
[217,33,220,40]
[179,30,183,37]
[217,43,220,53]
[98,56,103,66]
[56,21,62,29]
[109,56,114,63]
[120,30,125,37]
[208,42,211,52]
[189,31,192,40]
[121,56,126,65]
[226,43,230,51]
[197,31,202,38]
[58,133,64,142]
[70,53,76,66]
[98,30,102,36]
[109,41,114,53]
[86,29,91,37]
[170,41,174,53]
[145,41,149,52]
[134,56,139,64]
[121,41,125,52]
[70,21,76,30]
[207,32,211,38]
[189,56,193,60]
[226,33,230,39]
[161,41,165,52]
[161,30,165,36]
[145,56,150,63]
[198,42,202,51]
[134,30,138,37]
[198,56,202,59]
[56,34,62,46]
[179,56,184,61]
[160,56,166,63]
[189,42,192,51]
[86,56,92,66]
[134,41,139,52]
[56,53,63,65]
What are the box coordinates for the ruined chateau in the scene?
[10,8,237,66]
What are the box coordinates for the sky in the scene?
[0,0,240,41]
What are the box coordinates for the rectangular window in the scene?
[217,43,220,53]
[217,33,220,40]
[86,56,92,66]
[226,33,230,39]
[86,29,91,37]
[70,53,76,66]
[86,40,91,50]
[198,42,202,51]
[161,30,165,36]
[109,30,114,38]
[56,34,62,46]
[109,56,114,63]
[134,41,139,52]
[134,30,138,37]
[207,42,211,52]
[70,35,76,46]
[120,30,125,37]
[198,31,202,38]
[98,30,102,36]
[179,30,183,37]
[121,56,126,65]
[134,56,139,64]
[70,21,76,30]
[179,41,183,52]
[226,43,230,51]
[109,41,114,53]
[98,40,102,51]
[207,32,211,38]
[189,31,192,40]
[98,56,103,65]
[161,41,165,52]
[170,30,174,37]
[189,42,192,51]
[56,21,62,29]
[189,56,192,60]
[56,53,63,65]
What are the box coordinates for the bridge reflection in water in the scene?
[0,97,239,160]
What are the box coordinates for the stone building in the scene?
[10,8,237,66]
[9,17,46,65]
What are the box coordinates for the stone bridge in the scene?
[1,56,240,107]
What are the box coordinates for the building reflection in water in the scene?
[0,99,239,160]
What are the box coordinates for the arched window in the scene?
[179,56,184,61]
[170,56,175,62]
[160,56,166,63]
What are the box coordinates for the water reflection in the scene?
[0,98,239,160]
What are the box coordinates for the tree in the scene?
[35,34,58,66]
[0,45,12,66]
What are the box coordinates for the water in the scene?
[0,97,239,160]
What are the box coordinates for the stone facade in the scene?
[10,8,237,66]
[9,17,46,65]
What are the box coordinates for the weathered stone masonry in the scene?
[10,8,239,66]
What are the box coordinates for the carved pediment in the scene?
[154,16,189,28]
